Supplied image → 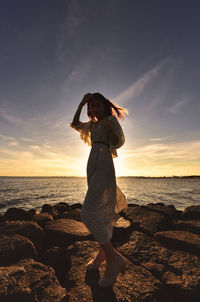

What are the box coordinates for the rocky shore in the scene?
[0,202,200,302]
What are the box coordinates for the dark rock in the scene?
[154,230,200,255]
[41,203,60,218]
[0,214,3,223]
[64,240,172,302]
[40,246,71,286]
[172,220,200,235]
[59,208,82,221]
[70,203,82,210]
[162,251,200,302]
[44,218,91,247]
[0,220,45,254]
[119,231,171,272]
[0,234,37,266]
[181,205,200,220]
[3,207,31,221]
[112,217,134,246]
[32,212,53,227]
[127,203,140,208]
[121,204,171,235]
[119,230,200,301]
[146,203,181,219]
[54,202,72,213]
[27,208,39,218]
[0,258,67,301]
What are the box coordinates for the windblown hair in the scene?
[87,92,128,121]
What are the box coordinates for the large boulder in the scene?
[42,202,83,221]
[121,204,172,235]
[0,258,67,301]
[119,231,200,302]
[145,203,181,218]
[119,231,170,275]
[3,207,31,221]
[0,220,44,254]
[181,205,200,220]
[53,202,72,213]
[0,234,37,266]
[44,218,91,247]
[154,230,200,254]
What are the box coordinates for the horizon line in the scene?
[0,175,199,178]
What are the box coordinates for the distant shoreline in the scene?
[0,175,200,179]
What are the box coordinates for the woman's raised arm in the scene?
[71,93,93,126]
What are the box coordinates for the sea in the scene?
[0,176,199,215]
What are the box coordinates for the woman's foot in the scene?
[86,250,105,271]
[98,253,125,288]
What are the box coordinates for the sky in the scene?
[0,0,200,177]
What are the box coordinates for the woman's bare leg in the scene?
[100,241,120,278]
[90,244,105,266]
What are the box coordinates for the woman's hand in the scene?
[71,93,93,126]
[80,93,93,106]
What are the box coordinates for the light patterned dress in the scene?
[70,115,127,244]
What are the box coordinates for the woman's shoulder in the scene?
[107,115,121,125]
[107,115,118,121]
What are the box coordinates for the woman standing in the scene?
[70,92,128,287]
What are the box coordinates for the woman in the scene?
[70,92,128,287]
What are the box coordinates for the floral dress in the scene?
[70,115,127,244]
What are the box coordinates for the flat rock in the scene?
[44,218,91,247]
[63,240,172,302]
[172,220,200,235]
[0,258,67,301]
[154,230,200,254]
[0,220,44,254]
[119,231,200,301]
[0,234,37,266]
[121,204,170,235]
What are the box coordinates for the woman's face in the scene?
[89,99,105,120]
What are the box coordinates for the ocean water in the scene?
[0,177,199,214]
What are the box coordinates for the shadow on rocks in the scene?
[84,269,118,302]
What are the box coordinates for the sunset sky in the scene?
[0,0,200,177]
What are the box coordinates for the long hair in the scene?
[87,92,128,121]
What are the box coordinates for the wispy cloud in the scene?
[115,59,167,104]
[0,108,27,127]
[168,98,187,114]
[122,140,200,161]
[0,134,15,141]
[30,145,40,150]
[149,138,162,142]
[56,0,87,63]
[8,141,19,146]
[117,140,200,176]
[20,138,34,142]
